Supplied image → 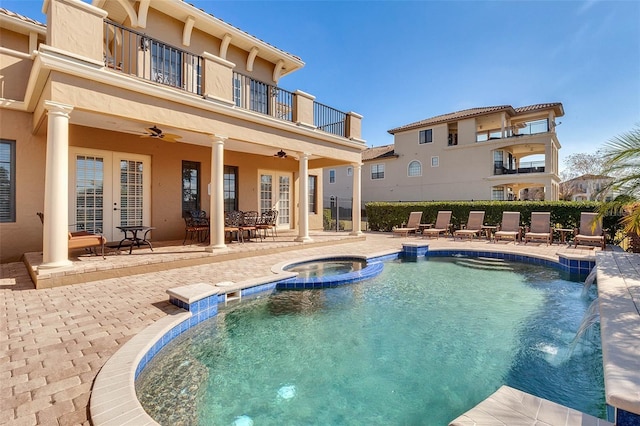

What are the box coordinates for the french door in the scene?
[259,171,291,229]
[70,148,151,241]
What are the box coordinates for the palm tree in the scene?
[598,125,640,252]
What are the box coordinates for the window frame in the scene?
[308,175,318,214]
[347,167,353,177]
[371,163,385,180]
[419,129,433,144]
[224,165,239,212]
[431,156,439,167]
[181,160,201,217]
[407,160,422,177]
[328,169,336,184]
[0,140,16,223]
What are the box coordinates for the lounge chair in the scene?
[37,212,106,258]
[524,212,552,245]
[453,211,485,241]
[392,211,423,237]
[574,212,605,250]
[493,211,521,244]
[422,211,452,239]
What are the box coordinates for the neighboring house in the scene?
[0,0,366,264]
[561,174,615,201]
[357,104,563,203]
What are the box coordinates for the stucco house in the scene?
[345,103,563,203]
[0,0,366,266]
[561,174,615,202]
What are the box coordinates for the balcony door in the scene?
[259,171,291,229]
[70,148,151,241]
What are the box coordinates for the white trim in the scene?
[431,156,439,168]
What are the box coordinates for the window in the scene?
[182,161,200,216]
[233,74,242,107]
[0,140,15,222]
[224,165,238,212]
[431,156,439,167]
[419,129,433,144]
[492,186,505,201]
[151,41,182,88]
[308,175,317,214]
[371,164,385,180]
[250,79,269,114]
[408,160,422,177]
[448,133,458,146]
[329,169,336,184]
[347,167,353,176]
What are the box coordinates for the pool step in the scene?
[454,257,514,271]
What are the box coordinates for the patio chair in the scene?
[494,211,521,244]
[37,212,106,258]
[240,211,262,242]
[225,211,243,242]
[256,209,278,241]
[524,212,552,245]
[392,211,423,237]
[453,211,485,241]
[182,210,209,244]
[574,212,605,250]
[422,211,452,239]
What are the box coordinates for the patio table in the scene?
[116,226,155,254]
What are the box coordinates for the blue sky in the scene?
[2,0,639,170]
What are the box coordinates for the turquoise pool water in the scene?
[137,256,604,425]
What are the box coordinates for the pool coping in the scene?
[90,245,638,425]
[595,252,640,422]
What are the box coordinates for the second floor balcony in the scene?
[103,20,355,139]
[494,160,545,175]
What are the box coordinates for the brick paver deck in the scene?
[0,232,605,425]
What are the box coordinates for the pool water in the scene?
[136,257,604,425]
[285,258,366,279]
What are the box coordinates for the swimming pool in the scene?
[136,256,604,425]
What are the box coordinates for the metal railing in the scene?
[512,119,549,136]
[314,101,346,137]
[494,160,546,175]
[233,72,294,122]
[103,20,203,95]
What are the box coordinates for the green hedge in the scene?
[365,201,622,243]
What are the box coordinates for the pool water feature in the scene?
[284,257,367,279]
[136,257,605,425]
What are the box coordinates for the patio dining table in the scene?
[116,226,155,254]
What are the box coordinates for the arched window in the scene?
[408,160,422,177]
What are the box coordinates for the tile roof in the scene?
[362,144,397,161]
[0,7,46,27]
[388,102,564,134]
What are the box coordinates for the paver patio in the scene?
[0,232,611,425]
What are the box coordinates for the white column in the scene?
[350,163,362,236]
[40,101,74,270]
[295,152,312,242]
[205,135,228,251]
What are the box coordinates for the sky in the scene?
[2,0,639,170]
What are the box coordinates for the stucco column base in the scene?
[38,260,73,271]
[349,230,363,236]
[205,245,230,253]
[294,236,313,243]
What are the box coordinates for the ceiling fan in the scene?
[274,149,288,159]
[140,125,181,142]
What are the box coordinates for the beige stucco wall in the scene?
[0,110,46,262]
[362,125,558,202]
[0,28,34,101]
